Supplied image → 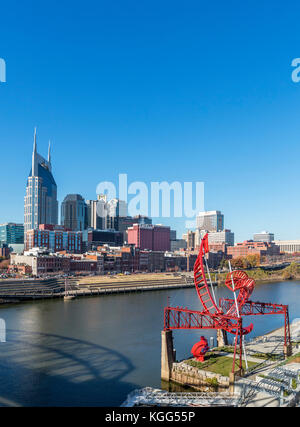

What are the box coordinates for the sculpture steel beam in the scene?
[163,233,291,374]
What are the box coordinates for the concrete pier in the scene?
[284,344,293,358]
[161,330,175,381]
[217,329,228,347]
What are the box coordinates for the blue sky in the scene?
[1,0,300,241]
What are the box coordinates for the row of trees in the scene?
[0,257,9,271]
[281,262,300,280]
[220,254,260,270]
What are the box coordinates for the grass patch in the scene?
[280,352,300,366]
[214,346,280,361]
[186,354,257,377]
[215,346,235,353]
[250,352,282,361]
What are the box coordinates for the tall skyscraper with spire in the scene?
[24,129,58,240]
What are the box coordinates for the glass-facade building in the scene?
[196,210,224,232]
[0,223,24,245]
[24,130,58,241]
[207,229,234,246]
[253,231,274,243]
[61,194,86,231]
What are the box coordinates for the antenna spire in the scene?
[32,127,38,176]
[33,127,37,153]
[48,140,51,163]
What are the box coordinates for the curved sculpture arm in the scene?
[193,233,220,314]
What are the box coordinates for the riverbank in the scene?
[0,269,300,305]
[215,263,300,285]
[0,273,198,303]
[0,266,299,304]
[0,280,299,406]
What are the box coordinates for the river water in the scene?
[0,280,299,406]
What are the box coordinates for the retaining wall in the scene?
[171,361,230,388]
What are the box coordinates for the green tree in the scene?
[245,254,260,268]
[231,257,244,269]
[220,257,228,269]
[0,259,9,270]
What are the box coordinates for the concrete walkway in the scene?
[233,321,300,407]
[239,363,300,407]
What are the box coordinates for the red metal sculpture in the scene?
[164,233,291,373]
[191,336,209,362]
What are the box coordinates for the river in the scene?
[0,280,299,406]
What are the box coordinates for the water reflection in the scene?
[0,330,135,406]
[0,280,299,406]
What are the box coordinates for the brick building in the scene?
[26,224,82,253]
[227,241,280,259]
[165,254,188,271]
[127,224,170,251]
[86,229,123,250]
[208,242,227,254]
[8,264,32,275]
[10,248,103,276]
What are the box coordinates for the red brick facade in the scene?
[227,241,280,258]
[128,224,170,251]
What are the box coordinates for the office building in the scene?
[170,230,177,241]
[61,194,86,231]
[196,210,224,232]
[170,229,186,251]
[0,223,24,245]
[273,240,300,253]
[26,224,82,253]
[119,215,152,241]
[107,198,127,218]
[86,199,104,230]
[86,196,129,231]
[170,239,187,251]
[86,195,108,230]
[127,224,170,251]
[253,231,274,243]
[106,198,128,230]
[208,229,234,246]
[24,130,58,240]
[182,230,196,250]
[86,229,123,250]
[227,241,280,258]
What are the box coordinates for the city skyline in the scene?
[0,128,289,242]
[1,1,300,241]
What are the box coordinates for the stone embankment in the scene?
[171,361,230,388]
[0,273,210,302]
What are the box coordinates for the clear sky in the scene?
[1,0,300,241]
